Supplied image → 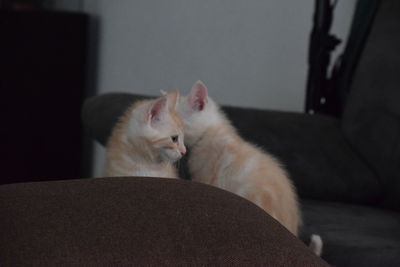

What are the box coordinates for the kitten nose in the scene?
[180,151,186,156]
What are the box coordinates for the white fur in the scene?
[177,96,228,146]
[309,234,323,256]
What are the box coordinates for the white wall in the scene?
[80,0,356,177]
[85,0,311,111]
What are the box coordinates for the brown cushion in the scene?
[0,177,328,266]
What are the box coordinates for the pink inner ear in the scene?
[149,97,167,123]
[188,81,208,111]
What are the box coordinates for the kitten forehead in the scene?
[169,107,183,128]
[149,99,182,133]
[126,97,183,139]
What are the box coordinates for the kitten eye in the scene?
[171,135,179,143]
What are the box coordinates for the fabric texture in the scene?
[0,177,327,266]
[302,200,400,267]
[341,0,400,209]
[81,92,147,146]
[223,106,380,204]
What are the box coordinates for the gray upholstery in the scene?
[341,0,400,209]
[302,200,400,266]
[82,93,147,146]
[224,106,381,204]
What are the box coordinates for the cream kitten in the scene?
[105,91,186,178]
[178,81,322,255]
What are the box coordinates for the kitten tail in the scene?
[309,234,323,256]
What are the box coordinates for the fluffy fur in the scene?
[178,81,322,256]
[105,91,186,178]
[178,81,301,234]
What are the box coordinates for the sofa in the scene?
[80,1,400,266]
[1,0,399,266]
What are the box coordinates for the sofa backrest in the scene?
[341,0,400,209]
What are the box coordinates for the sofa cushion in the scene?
[341,0,400,209]
[224,106,381,204]
[302,200,400,267]
[82,93,381,204]
[82,92,147,145]
[0,177,327,266]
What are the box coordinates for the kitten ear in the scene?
[188,80,208,111]
[147,96,167,126]
[166,90,179,110]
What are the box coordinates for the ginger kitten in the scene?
[177,81,322,256]
[105,91,186,178]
